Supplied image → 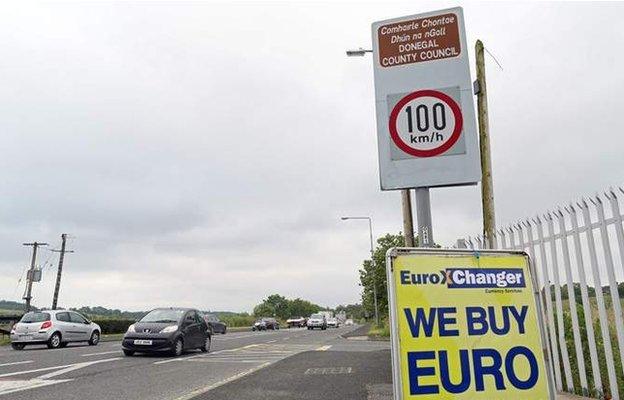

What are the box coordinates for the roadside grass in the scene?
[0,309,22,316]
[0,336,10,346]
[100,333,125,342]
[368,321,390,339]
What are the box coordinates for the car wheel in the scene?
[222,327,227,335]
[200,336,211,353]
[47,332,62,349]
[11,343,25,350]
[123,349,135,356]
[171,338,183,357]
[89,331,100,346]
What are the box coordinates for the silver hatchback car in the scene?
[10,310,101,350]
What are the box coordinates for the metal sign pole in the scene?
[415,187,433,247]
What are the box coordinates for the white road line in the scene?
[266,340,277,343]
[0,378,72,397]
[0,357,121,379]
[152,354,204,365]
[316,345,332,351]
[0,361,33,367]
[0,364,71,379]
[37,358,122,380]
[173,362,272,400]
[188,359,275,363]
[81,350,120,357]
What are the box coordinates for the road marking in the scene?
[37,358,122,379]
[152,342,258,365]
[0,379,72,397]
[81,350,120,357]
[0,357,120,379]
[0,361,33,367]
[304,366,352,375]
[152,353,204,365]
[266,339,277,343]
[316,345,332,351]
[173,362,272,400]
[282,337,290,341]
[0,364,72,378]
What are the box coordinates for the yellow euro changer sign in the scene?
[386,248,554,400]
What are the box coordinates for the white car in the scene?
[10,310,101,350]
[327,317,339,328]
[307,313,327,330]
[345,319,354,326]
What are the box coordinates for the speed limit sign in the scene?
[372,7,481,190]
[388,90,463,158]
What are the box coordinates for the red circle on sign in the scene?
[388,90,463,158]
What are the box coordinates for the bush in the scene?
[220,314,255,327]
[92,319,135,334]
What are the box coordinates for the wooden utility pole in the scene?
[51,234,73,310]
[401,189,415,246]
[22,242,47,311]
[475,40,496,248]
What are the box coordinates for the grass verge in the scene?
[368,321,390,340]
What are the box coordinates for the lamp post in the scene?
[345,48,415,247]
[341,216,379,326]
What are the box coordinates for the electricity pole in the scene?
[475,40,496,248]
[22,242,48,312]
[51,234,73,310]
[401,190,415,247]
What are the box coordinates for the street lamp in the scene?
[345,48,372,57]
[341,216,379,326]
[345,47,416,247]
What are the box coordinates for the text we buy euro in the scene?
[399,268,542,395]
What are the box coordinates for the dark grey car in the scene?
[122,308,211,357]
[203,313,227,334]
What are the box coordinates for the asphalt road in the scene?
[0,325,383,400]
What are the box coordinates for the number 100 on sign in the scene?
[389,89,463,158]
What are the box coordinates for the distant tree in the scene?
[253,295,323,320]
[287,298,320,318]
[335,303,364,320]
[359,233,417,321]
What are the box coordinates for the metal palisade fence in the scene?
[464,188,624,399]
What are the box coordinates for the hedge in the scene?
[92,319,135,334]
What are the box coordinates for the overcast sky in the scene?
[0,1,622,312]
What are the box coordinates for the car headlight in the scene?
[127,324,136,333]
[160,325,178,334]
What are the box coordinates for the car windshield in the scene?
[20,312,50,323]
[310,314,323,319]
[140,309,185,323]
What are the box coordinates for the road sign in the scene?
[386,248,554,400]
[372,7,481,190]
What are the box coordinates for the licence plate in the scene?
[134,339,152,345]
[19,335,32,340]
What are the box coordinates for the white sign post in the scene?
[371,7,481,246]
